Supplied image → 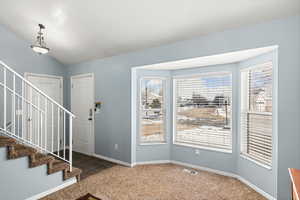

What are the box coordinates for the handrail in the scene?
[0,60,75,117]
[0,59,75,171]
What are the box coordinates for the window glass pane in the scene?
[249,66,273,112]
[140,78,165,143]
[241,63,273,167]
[175,72,232,150]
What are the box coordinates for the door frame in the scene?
[70,73,95,155]
[24,73,63,104]
[24,72,64,149]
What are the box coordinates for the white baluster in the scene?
[45,98,47,151]
[69,116,72,171]
[51,103,54,153]
[12,74,15,135]
[30,89,33,143]
[17,97,20,138]
[63,111,66,159]
[3,68,6,132]
[37,93,40,146]
[22,80,25,140]
[57,107,60,156]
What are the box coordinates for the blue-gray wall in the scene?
[0,24,67,107]
[170,63,238,174]
[67,15,300,200]
[135,69,171,162]
[0,147,76,200]
[237,51,278,197]
[0,24,71,200]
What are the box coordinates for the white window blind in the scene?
[139,78,166,143]
[241,62,273,167]
[174,71,232,151]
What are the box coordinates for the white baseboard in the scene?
[25,178,77,200]
[170,160,237,178]
[237,176,276,200]
[93,153,132,167]
[134,160,171,166]
[134,159,276,200]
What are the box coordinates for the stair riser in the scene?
[1,136,81,182]
[0,142,15,147]
[30,158,54,168]
[48,163,69,174]
[8,151,35,159]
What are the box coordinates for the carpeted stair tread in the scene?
[64,167,82,181]
[8,144,37,159]
[0,136,16,147]
[1,135,82,183]
[30,153,55,168]
[48,159,70,174]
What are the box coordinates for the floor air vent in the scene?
[183,168,198,175]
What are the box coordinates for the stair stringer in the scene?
[0,147,76,200]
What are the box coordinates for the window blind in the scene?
[174,71,232,151]
[241,62,273,167]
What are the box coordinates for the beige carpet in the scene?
[42,164,266,200]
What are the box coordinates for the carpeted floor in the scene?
[42,164,266,200]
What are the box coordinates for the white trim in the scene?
[240,154,272,170]
[24,72,64,106]
[25,178,77,200]
[131,46,277,71]
[134,160,171,166]
[170,160,237,178]
[133,159,276,200]
[172,71,233,152]
[93,153,132,167]
[137,76,168,144]
[173,142,232,154]
[71,73,95,155]
[139,142,167,146]
[237,176,276,200]
[24,72,64,151]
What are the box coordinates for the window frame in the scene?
[138,76,168,145]
[239,62,273,169]
[172,71,233,153]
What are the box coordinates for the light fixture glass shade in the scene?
[31,45,49,54]
[31,24,50,54]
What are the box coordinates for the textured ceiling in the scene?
[0,0,299,64]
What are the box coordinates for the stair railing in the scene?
[0,60,75,171]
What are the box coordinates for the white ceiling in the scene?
[0,0,299,65]
[137,46,277,70]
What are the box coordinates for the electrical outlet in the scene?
[114,144,118,150]
[195,149,200,155]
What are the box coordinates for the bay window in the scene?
[173,71,232,151]
[139,78,166,144]
[240,62,273,167]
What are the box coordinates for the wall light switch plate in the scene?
[16,110,23,116]
[114,144,118,150]
[195,149,200,155]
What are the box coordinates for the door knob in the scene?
[88,108,93,121]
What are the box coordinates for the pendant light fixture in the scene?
[30,24,50,54]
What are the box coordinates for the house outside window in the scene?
[240,62,273,168]
[139,78,166,144]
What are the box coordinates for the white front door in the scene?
[25,73,63,152]
[71,74,94,155]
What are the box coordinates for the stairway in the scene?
[0,135,81,181]
[0,60,82,198]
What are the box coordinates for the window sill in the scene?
[240,154,272,170]
[139,142,167,146]
[173,142,232,154]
